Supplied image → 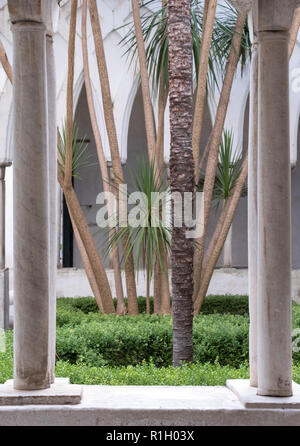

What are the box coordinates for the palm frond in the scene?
[58,122,94,180]
[117,0,251,94]
[105,157,171,279]
[197,129,247,211]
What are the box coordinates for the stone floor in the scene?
[0,385,300,426]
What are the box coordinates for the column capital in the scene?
[7,0,43,24]
[8,0,60,33]
[257,0,296,32]
[228,0,254,13]
[248,0,258,44]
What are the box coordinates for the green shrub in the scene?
[201,295,249,315]
[0,330,13,384]
[54,297,300,368]
[55,312,250,368]
[1,297,300,386]
[55,359,251,386]
[57,294,249,318]
[56,315,173,367]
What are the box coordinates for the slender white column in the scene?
[0,166,7,270]
[248,36,259,387]
[11,20,50,390]
[0,165,9,331]
[256,0,295,397]
[46,33,57,385]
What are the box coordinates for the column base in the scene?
[0,378,82,406]
[227,379,300,409]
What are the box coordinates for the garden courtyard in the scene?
[1,0,300,427]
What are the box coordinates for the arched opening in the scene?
[124,85,149,193]
[62,84,150,269]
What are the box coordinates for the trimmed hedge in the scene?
[55,296,300,368]
[1,332,300,386]
[57,294,250,316]
[1,297,300,386]
[55,313,249,368]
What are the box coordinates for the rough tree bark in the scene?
[168,0,195,366]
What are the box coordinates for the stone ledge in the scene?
[0,386,300,425]
[227,379,300,409]
[0,378,82,406]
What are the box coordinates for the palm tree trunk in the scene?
[192,0,217,183]
[200,197,232,276]
[194,154,248,314]
[289,5,300,58]
[146,262,150,315]
[131,0,156,164]
[193,11,247,300]
[168,0,195,366]
[0,39,12,84]
[64,0,77,190]
[153,257,161,314]
[88,0,139,315]
[155,74,171,314]
[58,172,115,313]
[160,245,171,315]
[67,200,104,312]
[82,0,126,315]
[63,0,114,314]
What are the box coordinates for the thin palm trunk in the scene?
[132,0,171,315]
[192,0,217,183]
[88,0,139,315]
[146,262,150,315]
[160,245,171,315]
[168,0,195,366]
[65,197,104,312]
[154,74,171,314]
[63,0,115,314]
[194,154,248,314]
[132,0,156,164]
[58,172,115,313]
[0,39,12,84]
[195,6,298,312]
[82,0,126,315]
[64,0,77,190]
[153,257,161,314]
[193,11,247,300]
[289,6,300,58]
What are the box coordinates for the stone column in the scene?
[8,2,50,390]
[256,0,295,397]
[0,166,7,270]
[46,33,57,385]
[248,7,259,388]
[0,165,10,331]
